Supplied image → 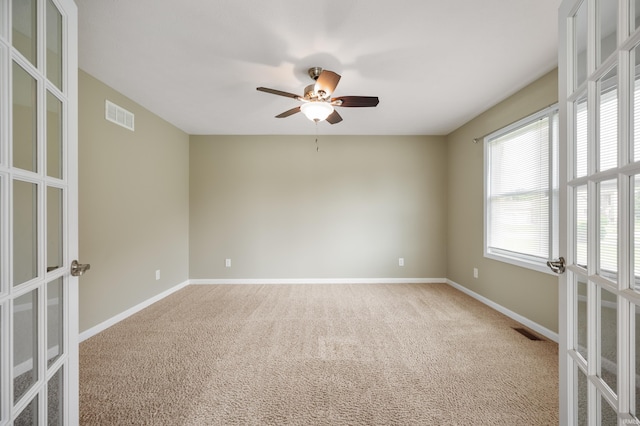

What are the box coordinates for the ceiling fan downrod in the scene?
[308,67,323,81]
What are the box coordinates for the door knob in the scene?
[546,257,566,274]
[71,260,91,277]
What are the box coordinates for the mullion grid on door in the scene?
[562,0,640,423]
[579,0,618,422]
[6,0,59,423]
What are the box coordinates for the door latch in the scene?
[71,260,91,277]
[546,257,566,274]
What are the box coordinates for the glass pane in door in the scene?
[576,185,588,269]
[46,92,63,179]
[47,277,63,367]
[574,0,588,89]
[634,304,640,416]
[633,44,640,163]
[577,278,588,360]
[13,289,38,403]
[635,0,640,31]
[47,367,63,425]
[635,175,640,291]
[13,180,37,286]
[575,94,588,178]
[577,365,589,424]
[0,305,2,402]
[599,0,617,64]
[47,186,62,273]
[12,0,37,66]
[601,394,618,424]
[14,395,37,426]
[0,178,2,285]
[599,67,618,172]
[12,62,37,173]
[600,287,617,393]
[599,179,618,280]
[46,0,63,90]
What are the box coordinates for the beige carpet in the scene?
[80,283,558,425]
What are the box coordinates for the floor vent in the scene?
[105,100,135,131]
[513,327,542,341]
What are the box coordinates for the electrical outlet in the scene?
[399,258,404,267]
[473,268,478,279]
[225,258,231,268]
[155,270,161,280]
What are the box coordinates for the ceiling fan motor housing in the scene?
[304,84,316,100]
[305,67,327,99]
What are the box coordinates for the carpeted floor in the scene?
[80,283,558,425]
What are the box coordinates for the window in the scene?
[484,105,559,273]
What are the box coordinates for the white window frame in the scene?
[484,104,559,275]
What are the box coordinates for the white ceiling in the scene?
[77,0,561,136]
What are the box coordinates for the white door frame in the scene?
[66,2,79,422]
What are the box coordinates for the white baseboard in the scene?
[446,279,559,343]
[189,278,446,285]
[79,280,189,342]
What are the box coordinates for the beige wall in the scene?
[77,68,560,336]
[189,135,447,279]
[78,70,190,332]
[446,69,559,333]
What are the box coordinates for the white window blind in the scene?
[576,96,588,177]
[599,179,618,278]
[599,69,617,171]
[485,106,558,272]
[635,78,640,162]
[598,71,618,277]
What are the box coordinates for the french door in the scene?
[559,0,640,424]
[0,0,78,424]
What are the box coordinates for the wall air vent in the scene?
[105,100,135,131]
[512,327,542,341]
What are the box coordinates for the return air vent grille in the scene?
[105,100,135,131]
[512,327,542,341]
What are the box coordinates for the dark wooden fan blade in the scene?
[257,87,301,99]
[314,70,341,97]
[275,106,301,118]
[326,110,343,124]
[332,96,379,107]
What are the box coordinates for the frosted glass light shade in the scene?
[300,101,334,122]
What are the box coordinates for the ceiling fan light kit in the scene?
[300,101,334,122]
[257,67,379,125]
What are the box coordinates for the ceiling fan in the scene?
[257,67,379,124]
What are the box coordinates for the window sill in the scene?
[484,250,558,276]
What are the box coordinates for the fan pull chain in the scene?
[315,121,320,152]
